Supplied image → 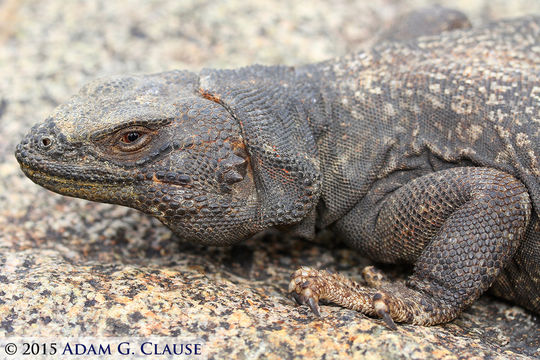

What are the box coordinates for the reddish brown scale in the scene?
[199,88,223,104]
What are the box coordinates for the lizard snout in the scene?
[15,121,63,167]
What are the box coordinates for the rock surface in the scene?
[1,0,539,359]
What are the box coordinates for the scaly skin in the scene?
[15,13,539,327]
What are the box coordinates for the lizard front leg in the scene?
[289,167,531,327]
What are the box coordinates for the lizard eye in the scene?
[122,131,140,143]
[114,126,153,152]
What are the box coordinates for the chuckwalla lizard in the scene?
[15,11,539,328]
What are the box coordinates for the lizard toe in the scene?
[362,266,389,288]
[289,267,323,316]
[373,292,398,330]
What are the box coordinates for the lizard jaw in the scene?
[18,162,134,203]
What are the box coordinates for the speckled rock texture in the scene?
[1,0,539,359]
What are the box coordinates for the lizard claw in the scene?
[307,297,321,317]
[289,267,323,316]
[291,292,304,305]
[373,293,398,330]
[290,292,321,316]
[378,309,398,330]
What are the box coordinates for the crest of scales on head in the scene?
[15,13,540,329]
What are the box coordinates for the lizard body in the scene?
[15,14,539,327]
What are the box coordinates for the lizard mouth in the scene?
[19,163,121,187]
[17,158,133,200]
[17,161,139,206]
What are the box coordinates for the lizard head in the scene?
[15,70,262,245]
[16,67,322,245]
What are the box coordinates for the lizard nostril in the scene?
[40,136,53,149]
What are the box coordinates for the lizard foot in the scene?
[289,266,461,328]
[289,266,398,329]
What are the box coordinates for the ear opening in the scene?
[199,66,321,228]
